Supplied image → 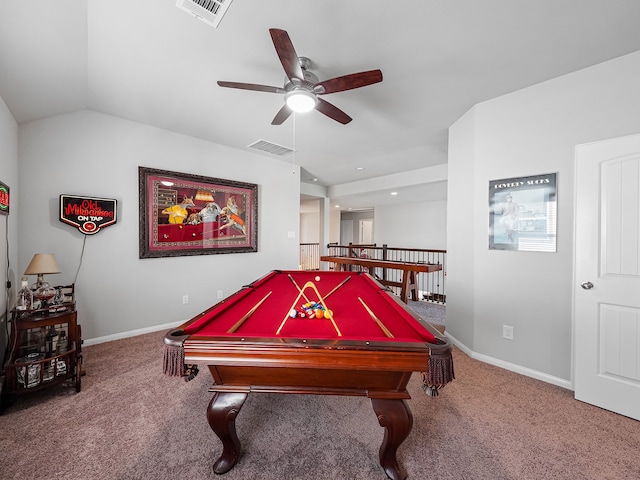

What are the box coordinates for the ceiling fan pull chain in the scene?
[292,112,296,174]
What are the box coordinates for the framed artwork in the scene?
[489,173,557,252]
[138,166,258,258]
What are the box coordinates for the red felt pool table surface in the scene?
[182,269,436,344]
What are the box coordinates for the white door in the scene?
[574,134,640,421]
[359,219,373,244]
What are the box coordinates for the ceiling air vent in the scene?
[248,140,295,157]
[176,0,233,28]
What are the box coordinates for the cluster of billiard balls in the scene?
[289,302,333,319]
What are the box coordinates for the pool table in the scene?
[164,270,453,480]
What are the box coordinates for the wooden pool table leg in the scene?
[206,391,248,474]
[371,398,413,480]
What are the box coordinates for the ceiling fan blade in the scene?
[315,98,352,124]
[271,104,293,125]
[217,81,286,94]
[314,69,383,95]
[269,29,304,83]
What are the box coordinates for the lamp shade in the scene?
[24,254,61,275]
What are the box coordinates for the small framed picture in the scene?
[489,173,557,252]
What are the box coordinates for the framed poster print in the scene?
[139,167,258,258]
[489,173,557,252]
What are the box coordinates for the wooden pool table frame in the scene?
[165,271,452,480]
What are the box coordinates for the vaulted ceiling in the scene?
[2,1,640,210]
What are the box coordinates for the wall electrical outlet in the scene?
[182,295,189,304]
[502,325,514,340]
[217,290,224,299]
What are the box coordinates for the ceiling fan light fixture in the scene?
[285,89,317,113]
[217,29,382,125]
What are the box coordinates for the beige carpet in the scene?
[407,300,445,323]
[1,330,639,479]
[407,300,445,333]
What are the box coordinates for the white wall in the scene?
[374,200,447,250]
[300,202,340,245]
[447,50,640,382]
[300,209,320,243]
[300,200,320,243]
[329,208,340,245]
[0,97,20,356]
[446,109,477,350]
[17,110,300,341]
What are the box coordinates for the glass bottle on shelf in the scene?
[56,330,68,355]
[53,288,63,304]
[16,277,33,311]
[45,326,57,357]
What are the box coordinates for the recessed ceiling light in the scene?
[335,205,340,208]
[312,178,318,182]
[356,167,364,171]
[390,192,398,196]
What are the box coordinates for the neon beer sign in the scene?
[0,181,9,215]
[59,195,117,235]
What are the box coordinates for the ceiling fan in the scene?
[217,28,383,125]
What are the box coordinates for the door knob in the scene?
[581,281,594,290]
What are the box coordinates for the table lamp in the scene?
[24,253,61,304]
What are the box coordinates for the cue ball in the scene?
[315,276,320,281]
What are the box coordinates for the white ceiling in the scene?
[2,1,640,211]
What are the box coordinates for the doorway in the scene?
[574,133,640,421]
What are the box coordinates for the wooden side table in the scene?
[1,285,82,413]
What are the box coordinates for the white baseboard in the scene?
[84,323,573,391]
[83,320,184,347]
[445,332,573,391]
